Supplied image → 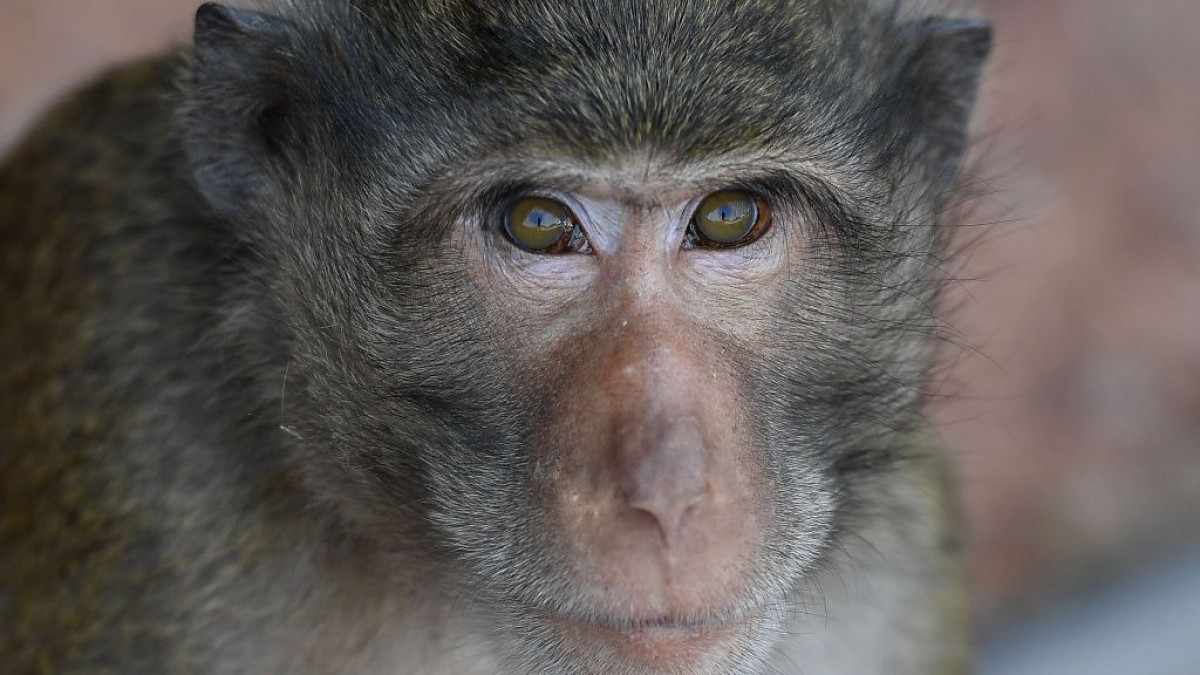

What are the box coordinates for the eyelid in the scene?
[495,188,585,225]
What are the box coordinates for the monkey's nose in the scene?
[623,480,708,548]
[616,422,713,548]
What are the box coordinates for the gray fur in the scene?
[0,1,989,673]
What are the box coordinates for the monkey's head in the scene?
[183,1,989,672]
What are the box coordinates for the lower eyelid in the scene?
[691,223,783,261]
[503,258,596,288]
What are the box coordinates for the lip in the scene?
[546,611,744,664]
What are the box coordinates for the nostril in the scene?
[623,479,709,548]
[611,413,714,547]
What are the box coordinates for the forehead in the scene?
[479,1,817,153]
[343,0,876,161]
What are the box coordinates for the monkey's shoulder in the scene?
[0,54,232,669]
[2,55,186,184]
[1,53,214,305]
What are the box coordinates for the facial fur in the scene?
[176,1,989,673]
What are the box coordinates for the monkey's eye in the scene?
[503,197,589,254]
[687,190,772,249]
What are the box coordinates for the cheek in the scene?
[459,226,602,342]
[674,234,795,343]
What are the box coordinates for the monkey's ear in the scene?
[183,3,302,217]
[885,17,992,187]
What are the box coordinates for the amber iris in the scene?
[504,197,581,253]
[689,191,771,248]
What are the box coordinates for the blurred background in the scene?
[3,1,1199,672]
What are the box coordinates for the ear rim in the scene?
[183,3,299,219]
[913,16,993,77]
[880,15,994,192]
[194,2,294,54]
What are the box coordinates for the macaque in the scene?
[0,1,990,673]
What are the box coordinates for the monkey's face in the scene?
[186,1,989,672]
[423,163,836,671]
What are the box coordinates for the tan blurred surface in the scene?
[2,0,1199,626]
[940,0,1200,620]
[0,0,194,146]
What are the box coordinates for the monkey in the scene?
[0,0,991,673]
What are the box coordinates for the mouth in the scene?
[544,609,746,665]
